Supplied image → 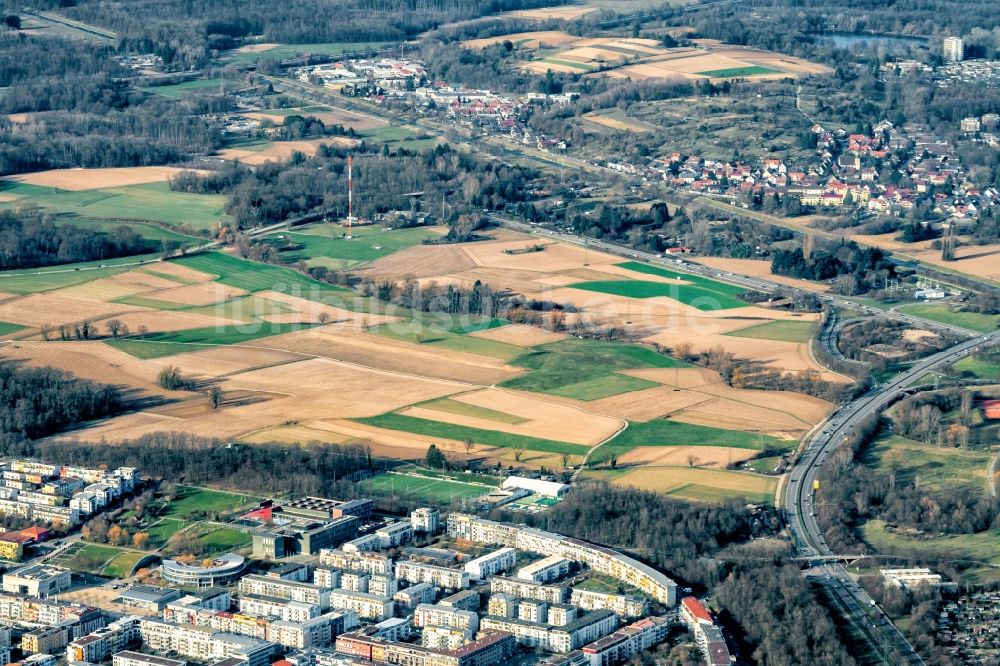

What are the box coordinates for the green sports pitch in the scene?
[358,471,494,503]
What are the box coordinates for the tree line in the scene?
[771,239,895,295]
[0,210,148,269]
[0,364,122,456]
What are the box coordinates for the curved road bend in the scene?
[785,330,1000,665]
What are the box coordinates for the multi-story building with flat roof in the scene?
[113,650,186,666]
[570,590,647,619]
[235,594,319,624]
[480,610,618,653]
[489,577,566,604]
[3,565,72,597]
[578,616,671,666]
[411,508,440,535]
[394,583,435,611]
[66,616,141,663]
[319,550,394,576]
[238,575,330,609]
[162,554,246,588]
[335,629,515,666]
[414,604,478,632]
[138,619,277,666]
[327,590,394,620]
[396,561,468,590]
[464,548,516,582]
[448,515,675,605]
[375,522,413,549]
[944,36,964,62]
[517,556,570,584]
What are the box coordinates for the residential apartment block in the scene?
[464,548,516,582]
[517,556,570,584]
[396,561,469,590]
[480,610,618,653]
[570,590,647,619]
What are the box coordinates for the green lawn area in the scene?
[418,398,527,424]
[724,319,814,343]
[499,338,685,400]
[582,466,778,503]
[575,573,642,596]
[358,470,493,503]
[541,58,596,71]
[897,303,999,333]
[146,518,190,548]
[449,319,509,334]
[173,252,346,294]
[60,218,202,246]
[56,543,151,576]
[0,322,26,338]
[0,181,228,231]
[370,320,522,360]
[355,412,589,455]
[952,353,1000,380]
[266,224,446,269]
[357,126,437,148]
[747,455,783,473]
[191,526,252,554]
[593,418,787,463]
[862,520,1000,583]
[0,255,161,294]
[225,42,392,64]
[140,78,237,99]
[108,339,210,359]
[860,433,994,494]
[696,66,782,78]
[184,294,295,322]
[573,261,747,310]
[131,321,317,348]
[160,486,258,520]
[401,466,503,486]
[103,550,150,578]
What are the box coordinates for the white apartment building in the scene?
[481,610,618,654]
[341,573,370,594]
[448,514,676,605]
[343,534,381,554]
[314,568,342,590]
[319,550,394,576]
[237,595,320,624]
[518,556,570,583]
[464,548,516,581]
[395,561,469,590]
[410,508,439,534]
[547,604,577,627]
[944,36,964,62]
[421,625,473,651]
[413,604,478,632]
[113,650,186,666]
[489,576,566,604]
[238,575,330,609]
[370,575,398,598]
[393,583,435,610]
[327,590,394,620]
[570,589,648,618]
[138,619,276,666]
[67,616,141,663]
[375,522,413,548]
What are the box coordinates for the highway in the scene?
[485,215,1000,664]
[784,330,1000,665]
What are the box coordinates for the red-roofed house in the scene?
[21,527,49,543]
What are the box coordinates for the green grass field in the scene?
[0,181,228,231]
[696,66,782,78]
[359,470,494,503]
[574,261,747,310]
[146,518,190,548]
[862,520,1000,583]
[133,322,317,348]
[499,338,685,400]
[355,412,589,455]
[860,433,994,494]
[226,42,392,64]
[0,256,161,294]
[541,58,597,71]
[0,322,26,338]
[418,398,528,424]
[724,319,814,343]
[593,418,787,463]
[897,303,998,333]
[370,320,523,360]
[103,550,150,577]
[190,526,252,554]
[952,353,1000,380]
[160,486,258,520]
[356,126,438,149]
[173,252,346,295]
[108,339,208,359]
[140,78,237,99]
[265,224,445,269]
